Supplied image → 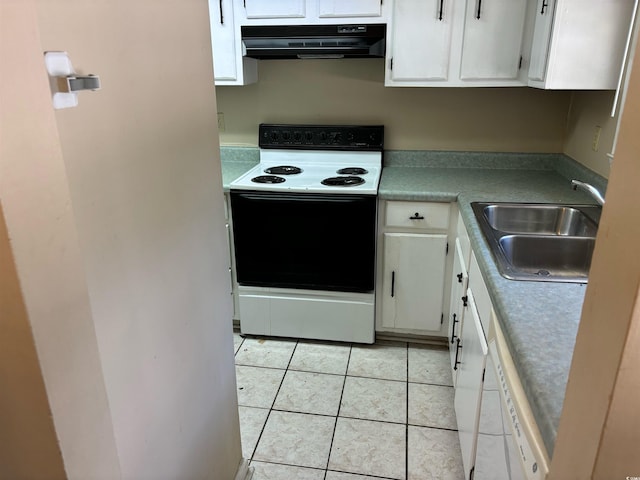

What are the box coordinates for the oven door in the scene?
[230,191,377,293]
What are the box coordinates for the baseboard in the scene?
[234,458,253,480]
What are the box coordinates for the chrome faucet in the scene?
[571,180,605,206]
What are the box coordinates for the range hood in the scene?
[241,24,386,60]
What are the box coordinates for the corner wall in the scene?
[563,91,617,178]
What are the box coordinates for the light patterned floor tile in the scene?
[238,406,269,459]
[347,342,407,381]
[250,461,325,480]
[273,370,344,416]
[328,418,406,480]
[340,376,406,423]
[253,411,336,469]
[235,338,297,369]
[326,472,396,480]
[289,340,351,375]
[408,383,457,430]
[407,426,464,480]
[236,365,285,408]
[408,345,453,386]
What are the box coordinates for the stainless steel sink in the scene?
[471,202,601,283]
[483,204,598,237]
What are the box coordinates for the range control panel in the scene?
[259,124,384,151]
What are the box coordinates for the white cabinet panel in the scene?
[209,0,238,81]
[208,0,257,85]
[244,0,306,18]
[528,0,636,89]
[385,201,450,230]
[454,290,488,479]
[448,239,468,385]
[318,0,382,17]
[389,0,455,81]
[460,0,527,80]
[528,0,555,82]
[381,233,447,332]
[469,252,491,336]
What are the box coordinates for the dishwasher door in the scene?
[474,317,549,480]
[475,343,524,479]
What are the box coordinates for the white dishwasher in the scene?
[474,313,550,479]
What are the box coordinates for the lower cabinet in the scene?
[448,238,468,385]
[454,289,488,479]
[377,200,451,336]
[380,232,448,331]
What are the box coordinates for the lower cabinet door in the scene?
[448,239,468,385]
[454,289,488,479]
[381,232,447,332]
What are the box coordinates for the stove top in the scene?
[229,124,384,195]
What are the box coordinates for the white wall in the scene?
[1,0,243,478]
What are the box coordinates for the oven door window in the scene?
[230,191,377,293]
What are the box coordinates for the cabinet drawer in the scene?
[385,201,450,230]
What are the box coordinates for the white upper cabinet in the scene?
[388,0,455,81]
[386,0,530,86]
[528,0,637,89]
[209,0,257,85]
[318,0,383,18]
[239,0,389,24]
[459,0,528,80]
[244,0,306,18]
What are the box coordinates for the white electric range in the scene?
[229,124,384,343]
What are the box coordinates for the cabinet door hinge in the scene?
[470,465,475,480]
[446,242,449,255]
[440,313,444,325]
[390,58,393,70]
[481,368,486,383]
[518,55,523,70]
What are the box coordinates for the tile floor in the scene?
[233,333,465,480]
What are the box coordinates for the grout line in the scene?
[324,342,352,474]
[246,339,299,462]
[405,342,409,480]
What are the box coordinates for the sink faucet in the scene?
[571,180,605,206]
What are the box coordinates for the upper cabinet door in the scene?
[209,0,238,81]
[389,0,455,81]
[318,0,382,17]
[528,0,636,90]
[528,0,555,82]
[459,0,528,80]
[244,0,306,18]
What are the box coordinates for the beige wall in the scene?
[563,91,618,178]
[217,59,571,153]
[1,2,120,477]
[2,0,242,478]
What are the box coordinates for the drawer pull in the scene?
[451,313,459,344]
[454,337,462,370]
[409,212,425,220]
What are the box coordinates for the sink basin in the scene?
[499,235,596,280]
[471,202,601,283]
[483,204,598,237]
